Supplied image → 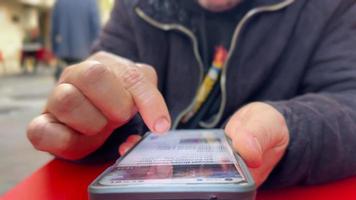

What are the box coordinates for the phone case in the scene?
[88,129,256,200]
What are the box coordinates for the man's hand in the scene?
[27,51,171,160]
[225,102,289,187]
[119,102,289,187]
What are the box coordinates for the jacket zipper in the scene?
[135,8,205,129]
[200,0,296,128]
[135,0,295,129]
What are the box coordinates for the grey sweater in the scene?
[88,0,356,188]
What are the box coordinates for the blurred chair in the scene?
[0,50,5,74]
[36,48,55,66]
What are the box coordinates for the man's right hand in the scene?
[27,51,171,160]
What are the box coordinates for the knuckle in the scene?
[59,65,74,82]
[92,51,109,59]
[51,84,82,117]
[84,118,108,135]
[148,67,158,85]
[122,67,146,90]
[120,67,160,109]
[81,61,108,84]
[27,117,45,150]
[138,63,158,84]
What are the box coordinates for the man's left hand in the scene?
[120,102,289,187]
[225,102,289,187]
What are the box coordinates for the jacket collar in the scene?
[133,0,296,128]
[134,0,294,29]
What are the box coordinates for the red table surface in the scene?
[2,159,356,200]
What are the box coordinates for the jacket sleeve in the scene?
[91,0,139,62]
[264,2,356,187]
[80,0,147,163]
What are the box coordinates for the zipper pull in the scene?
[181,46,228,123]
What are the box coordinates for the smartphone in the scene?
[88,129,256,200]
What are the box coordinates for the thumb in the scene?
[226,120,264,168]
[118,134,142,156]
[225,102,290,186]
[225,104,287,168]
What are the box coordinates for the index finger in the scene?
[121,64,171,133]
[89,52,171,133]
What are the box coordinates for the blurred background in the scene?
[0,0,114,194]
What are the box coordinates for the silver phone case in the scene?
[88,129,256,200]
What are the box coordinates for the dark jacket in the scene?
[51,0,100,60]
[91,0,356,188]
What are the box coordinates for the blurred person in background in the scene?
[21,27,43,74]
[51,0,101,80]
[28,0,356,189]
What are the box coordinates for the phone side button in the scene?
[209,195,218,200]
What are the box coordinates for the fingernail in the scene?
[119,146,128,156]
[154,117,170,133]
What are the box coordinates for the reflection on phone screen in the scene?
[99,130,246,185]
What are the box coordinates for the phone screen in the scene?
[99,130,246,186]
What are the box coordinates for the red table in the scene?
[2,159,356,200]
